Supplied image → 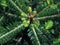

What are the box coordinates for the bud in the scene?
[21,18,26,21]
[27,20,30,24]
[21,12,27,17]
[23,20,30,27]
[33,10,37,14]
[28,6,32,12]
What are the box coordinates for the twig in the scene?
[5,12,21,18]
[32,27,41,45]
[16,37,22,45]
[0,16,4,22]
[9,0,24,13]
[38,2,60,15]
[34,14,60,20]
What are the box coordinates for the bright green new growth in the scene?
[44,2,47,6]
[50,4,57,9]
[23,20,30,27]
[53,37,60,44]
[21,12,27,17]
[1,0,7,8]
[21,17,30,27]
[47,0,51,5]
[21,18,26,21]
[33,10,37,14]
[21,11,30,27]
[28,6,32,12]
[45,20,53,30]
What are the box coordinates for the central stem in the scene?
[27,12,37,22]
